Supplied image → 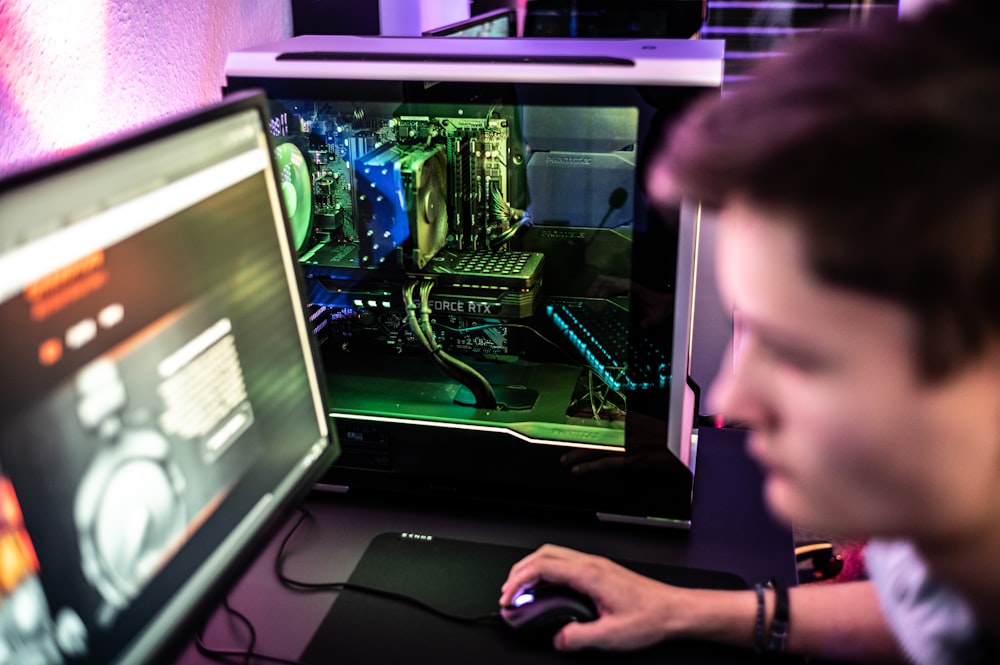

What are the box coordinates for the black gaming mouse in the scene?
[500,582,599,637]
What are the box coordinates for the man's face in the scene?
[710,197,1000,542]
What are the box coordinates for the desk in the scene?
[173,427,795,664]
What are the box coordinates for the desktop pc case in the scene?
[224,35,724,527]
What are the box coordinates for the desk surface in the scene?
[174,427,794,664]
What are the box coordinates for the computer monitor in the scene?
[0,91,339,665]
[523,0,705,39]
[224,35,723,527]
[423,7,517,37]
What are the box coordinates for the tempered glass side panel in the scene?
[227,76,702,522]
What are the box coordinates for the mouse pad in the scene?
[300,531,763,665]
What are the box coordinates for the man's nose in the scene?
[706,341,767,428]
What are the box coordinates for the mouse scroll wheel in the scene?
[512,590,536,608]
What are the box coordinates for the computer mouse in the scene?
[500,582,598,637]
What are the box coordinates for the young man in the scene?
[499,1,1000,662]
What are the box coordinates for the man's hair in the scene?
[659,0,1000,380]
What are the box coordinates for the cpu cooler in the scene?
[354,144,449,270]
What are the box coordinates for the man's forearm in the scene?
[667,580,904,663]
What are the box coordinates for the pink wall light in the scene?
[0,0,292,178]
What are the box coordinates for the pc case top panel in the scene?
[224,35,725,88]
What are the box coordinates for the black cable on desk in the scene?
[196,507,501,665]
[195,595,312,665]
[274,507,502,626]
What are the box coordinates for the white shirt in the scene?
[865,539,993,665]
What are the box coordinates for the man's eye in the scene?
[750,336,819,370]
[771,346,826,372]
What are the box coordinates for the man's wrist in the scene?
[665,588,762,646]
[767,577,790,654]
[753,578,790,658]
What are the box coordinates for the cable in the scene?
[403,280,431,349]
[274,509,501,626]
[565,368,626,423]
[419,279,498,408]
[417,279,440,352]
[489,186,530,247]
[491,216,531,248]
[403,279,498,409]
[195,508,503,665]
[583,187,630,250]
[194,508,502,665]
[195,595,313,665]
[596,187,628,229]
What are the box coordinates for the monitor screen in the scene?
[225,36,723,526]
[423,7,516,37]
[0,91,338,665]
[523,0,705,39]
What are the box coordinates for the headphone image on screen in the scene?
[73,359,188,627]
